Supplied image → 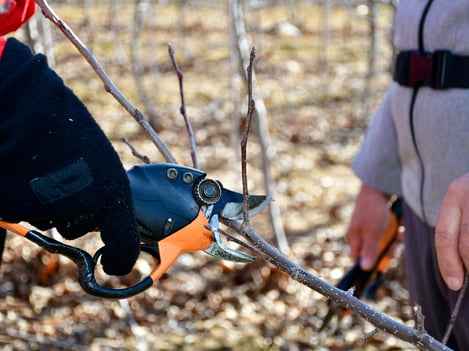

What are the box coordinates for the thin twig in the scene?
[122,138,151,164]
[230,0,290,254]
[168,44,198,169]
[361,328,379,343]
[34,0,176,164]
[130,0,161,130]
[442,271,469,345]
[240,47,256,225]
[414,304,426,338]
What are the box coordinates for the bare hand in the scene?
[435,173,469,291]
[347,184,391,270]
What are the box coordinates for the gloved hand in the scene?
[0,38,140,276]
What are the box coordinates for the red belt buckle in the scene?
[408,51,433,87]
[393,50,432,87]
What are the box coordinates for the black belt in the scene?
[392,50,469,89]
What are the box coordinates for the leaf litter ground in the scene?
[0,2,414,350]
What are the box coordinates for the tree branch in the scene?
[130,0,161,131]
[224,46,453,351]
[122,138,151,164]
[222,219,451,351]
[240,47,256,226]
[230,0,290,254]
[442,271,469,345]
[168,44,198,168]
[34,0,176,164]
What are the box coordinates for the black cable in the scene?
[418,0,434,54]
[409,87,429,224]
[409,0,435,224]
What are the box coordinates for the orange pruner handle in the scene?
[374,198,403,273]
[147,210,212,282]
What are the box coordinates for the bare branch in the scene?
[168,44,198,169]
[222,218,452,351]
[230,0,290,254]
[361,328,379,343]
[130,0,161,131]
[34,0,176,164]
[223,32,450,351]
[414,304,426,338]
[240,47,256,225]
[122,138,151,164]
[442,271,469,345]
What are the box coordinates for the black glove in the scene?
[0,38,140,276]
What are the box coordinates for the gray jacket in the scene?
[352,0,469,226]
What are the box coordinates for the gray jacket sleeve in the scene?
[351,85,402,196]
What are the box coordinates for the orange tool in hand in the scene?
[320,198,403,331]
[0,163,270,298]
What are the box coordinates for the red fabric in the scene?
[0,0,35,36]
[0,36,5,58]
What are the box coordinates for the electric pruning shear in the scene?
[0,163,270,299]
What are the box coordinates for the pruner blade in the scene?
[219,190,271,221]
[204,214,256,263]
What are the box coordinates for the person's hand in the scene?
[347,184,391,270]
[435,172,469,291]
[0,38,140,276]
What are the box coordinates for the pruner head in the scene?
[193,176,270,263]
[189,171,270,220]
[128,163,270,272]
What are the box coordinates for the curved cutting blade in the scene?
[204,215,256,262]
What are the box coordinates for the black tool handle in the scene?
[25,230,157,299]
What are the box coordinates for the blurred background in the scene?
[0,1,412,350]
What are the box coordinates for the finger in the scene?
[99,204,140,276]
[360,235,379,271]
[347,217,383,271]
[346,223,362,261]
[435,203,464,291]
[360,211,390,271]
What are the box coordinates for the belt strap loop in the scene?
[431,50,451,89]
